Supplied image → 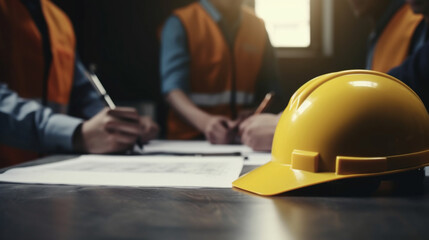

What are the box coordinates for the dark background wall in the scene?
[53,0,370,134]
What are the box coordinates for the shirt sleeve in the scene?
[388,42,429,110]
[160,16,190,95]
[253,32,286,112]
[68,54,105,119]
[0,83,83,153]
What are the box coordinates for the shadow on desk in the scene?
[231,174,429,240]
[286,168,426,197]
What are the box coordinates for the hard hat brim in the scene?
[232,161,426,196]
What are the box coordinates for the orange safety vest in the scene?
[168,3,267,139]
[372,4,423,73]
[0,0,76,167]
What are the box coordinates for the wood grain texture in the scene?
[1,156,429,240]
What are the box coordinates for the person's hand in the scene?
[139,116,159,143]
[236,109,253,122]
[228,109,255,144]
[204,115,235,144]
[73,107,142,153]
[239,113,281,151]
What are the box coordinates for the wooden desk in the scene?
[1,156,429,240]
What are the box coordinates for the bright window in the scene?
[255,0,311,48]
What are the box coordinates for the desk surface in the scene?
[1,156,429,240]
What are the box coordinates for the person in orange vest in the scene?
[0,0,159,167]
[348,0,424,72]
[160,0,282,144]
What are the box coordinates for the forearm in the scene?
[0,83,82,152]
[166,89,211,131]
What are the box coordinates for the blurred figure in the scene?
[0,0,158,167]
[348,0,424,72]
[160,0,282,144]
[240,0,429,152]
[388,0,429,108]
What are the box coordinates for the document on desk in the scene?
[0,155,243,188]
[142,140,253,155]
[142,140,271,166]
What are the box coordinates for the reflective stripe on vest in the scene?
[372,5,423,73]
[168,3,266,139]
[0,0,76,167]
[190,91,254,107]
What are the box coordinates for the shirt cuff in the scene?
[42,114,83,152]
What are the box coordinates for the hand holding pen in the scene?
[74,66,159,154]
[204,115,236,144]
[225,92,275,144]
[204,92,275,145]
[237,92,279,151]
[74,107,147,153]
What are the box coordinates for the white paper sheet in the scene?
[245,152,272,166]
[143,140,253,155]
[142,140,272,166]
[0,155,243,188]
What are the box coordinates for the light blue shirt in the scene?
[0,83,83,152]
[160,0,282,107]
[0,59,104,154]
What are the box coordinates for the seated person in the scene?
[160,0,282,144]
[0,0,158,167]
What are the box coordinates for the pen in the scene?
[86,66,144,151]
[87,67,116,109]
[253,91,275,115]
[230,92,275,143]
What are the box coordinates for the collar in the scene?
[200,0,222,23]
[373,0,405,37]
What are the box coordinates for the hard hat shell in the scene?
[233,70,429,196]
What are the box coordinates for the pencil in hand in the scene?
[254,91,275,115]
[86,64,144,151]
[229,91,276,143]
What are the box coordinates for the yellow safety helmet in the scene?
[233,70,429,196]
